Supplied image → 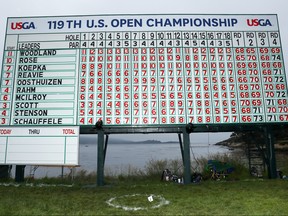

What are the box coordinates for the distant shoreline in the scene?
[80,139,179,145]
[215,138,288,151]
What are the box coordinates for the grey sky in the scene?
[0,0,287,143]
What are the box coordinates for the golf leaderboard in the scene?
[1,14,287,126]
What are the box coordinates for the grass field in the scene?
[0,151,287,215]
[0,177,288,215]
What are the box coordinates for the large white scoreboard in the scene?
[1,14,288,126]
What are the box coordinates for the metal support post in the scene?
[15,165,25,182]
[178,133,184,165]
[265,126,277,179]
[97,129,105,186]
[103,134,109,167]
[183,129,191,184]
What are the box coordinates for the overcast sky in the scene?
[0,0,287,143]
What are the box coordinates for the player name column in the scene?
[11,34,79,125]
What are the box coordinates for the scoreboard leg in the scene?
[15,165,25,183]
[265,126,277,179]
[178,133,185,165]
[183,129,191,184]
[97,129,105,186]
[103,135,109,167]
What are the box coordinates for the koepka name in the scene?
[18,65,46,71]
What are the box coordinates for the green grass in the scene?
[0,178,288,215]
[1,152,287,215]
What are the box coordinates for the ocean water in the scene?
[15,142,229,178]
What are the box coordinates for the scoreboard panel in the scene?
[0,126,79,165]
[0,14,288,126]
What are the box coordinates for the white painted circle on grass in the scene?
[106,194,170,211]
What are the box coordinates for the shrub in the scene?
[144,159,183,177]
[195,153,250,180]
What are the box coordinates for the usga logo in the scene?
[247,19,272,27]
[11,22,36,30]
